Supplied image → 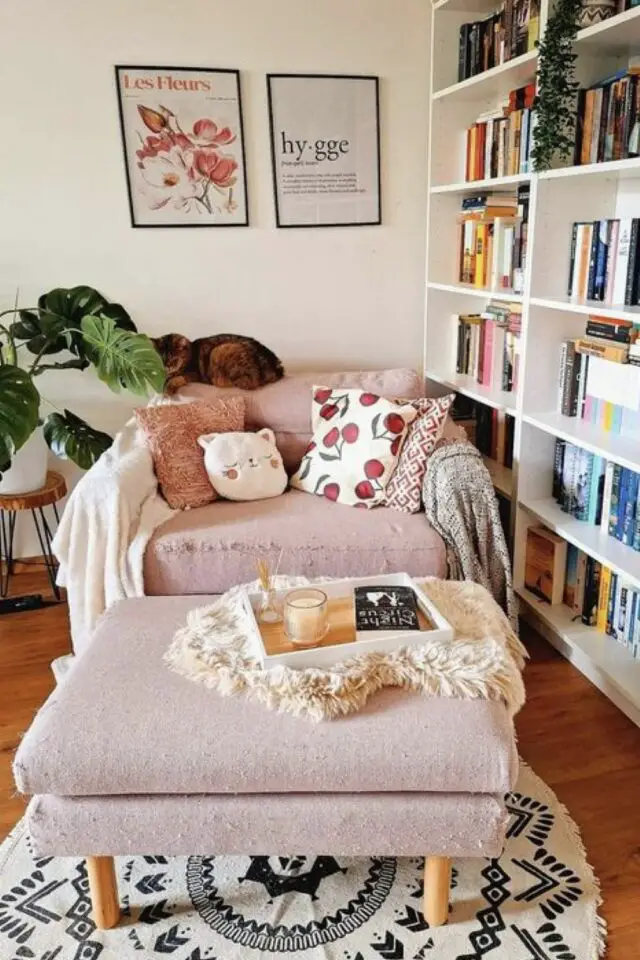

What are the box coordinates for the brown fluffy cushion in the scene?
[136,399,245,509]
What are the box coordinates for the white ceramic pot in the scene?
[0,427,49,495]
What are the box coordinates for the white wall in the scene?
[0,0,430,555]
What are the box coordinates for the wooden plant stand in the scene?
[0,471,66,599]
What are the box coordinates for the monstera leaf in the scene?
[43,410,112,470]
[0,365,41,476]
[81,316,165,396]
[10,286,137,364]
[11,309,69,356]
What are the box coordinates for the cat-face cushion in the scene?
[290,387,417,508]
[198,429,287,501]
[135,398,245,510]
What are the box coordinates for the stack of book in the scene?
[458,1,540,83]
[565,546,640,657]
[574,67,640,167]
[553,439,640,552]
[568,218,640,305]
[453,302,522,392]
[465,84,535,181]
[557,323,640,439]
[459,184,529,292]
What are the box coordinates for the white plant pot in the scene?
[0,428,49,495]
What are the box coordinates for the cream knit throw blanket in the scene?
[165,576,527,722]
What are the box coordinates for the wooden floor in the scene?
[1,569,639,957]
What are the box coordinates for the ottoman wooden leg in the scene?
[86,856,120,929]
[423,855,451,927]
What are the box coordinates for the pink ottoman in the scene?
[14,596,518,930]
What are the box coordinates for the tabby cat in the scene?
[151,333,285,394]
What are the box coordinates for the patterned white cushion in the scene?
[290,387,417,508]
[383,395,455,514]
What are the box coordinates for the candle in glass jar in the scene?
[284,588,329,647]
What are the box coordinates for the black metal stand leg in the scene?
[0,510,17,598]
[30,507,61,601]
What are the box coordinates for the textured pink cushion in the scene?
[180,369,423,472]
[14,596,517,798]
[135,399,245,509]
[143,488,447,595]
[28,791,508,858]
[384,395,454,514]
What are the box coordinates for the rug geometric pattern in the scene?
[0,763,606,960]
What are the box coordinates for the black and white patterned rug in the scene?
[0,764,605,960]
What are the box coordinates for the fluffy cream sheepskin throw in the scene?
[165,576,527,722]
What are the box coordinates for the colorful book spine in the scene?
[597,565,611,633]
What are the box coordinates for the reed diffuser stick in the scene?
[256,554,282,623]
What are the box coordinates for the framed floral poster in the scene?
[115,65,248,227]
[267,74,381,228]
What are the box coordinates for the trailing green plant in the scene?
[0,285,165,477]
[531,0,582,172]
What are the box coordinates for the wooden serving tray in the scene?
[243,574,453,671]
[259,595,435,657]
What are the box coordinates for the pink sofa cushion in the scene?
[14,595,518,798]
[29,792,508,858]
[180,369,423,473]
[143,488,447,596]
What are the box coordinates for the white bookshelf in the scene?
[424,0,640,725]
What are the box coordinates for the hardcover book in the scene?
[354,585,420,632]
[525,525,567,605]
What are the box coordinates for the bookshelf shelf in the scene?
[539,157,640,182]
[523,411,640,474]
[516,585,640,725]
[428,281,523,301]
[576,6,640,51]
[433,0,502,11]
[431,173,531,194]
[426,369,517,414]
[530,295,640,322]
[482,455,513,498]
[425,0,640,723]
[519,497,640,591]
[432,50,537,102]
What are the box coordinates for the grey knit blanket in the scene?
[423,441,518,631]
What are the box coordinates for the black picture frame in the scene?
[267,73,381,228]
[114,65,249,228]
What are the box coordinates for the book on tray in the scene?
[458,184,529,292]
[562,542,640,658]
[458,1,539,83]
[567,218,640,306]
[553,438,640,553]
[465,84,535,181]
[354,585,420,632]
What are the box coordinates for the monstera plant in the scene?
[0,285,165,480]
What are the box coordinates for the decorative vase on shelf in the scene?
[577,0,615,29]
[0,427,48,496]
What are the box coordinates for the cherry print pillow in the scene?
[383,395,455,514]
[290,387,417,508]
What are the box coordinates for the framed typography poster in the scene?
[115,65,249,227]
[267,74,381,228]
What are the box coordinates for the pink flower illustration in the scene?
[192,119,236,146]
[193,149,237,188]
[134,106,239,217]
